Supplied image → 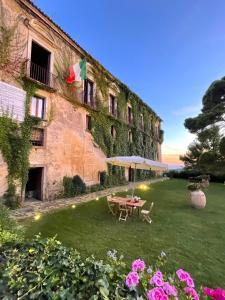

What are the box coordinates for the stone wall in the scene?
[0,0,163,201]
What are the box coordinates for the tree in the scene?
[184,77,225,133]
[180,126,225,174]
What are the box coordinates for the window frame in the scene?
[31,127,45,147]
[128,130,133,143]
[110,125,116,138]
[127,105,133,124]
[109,94,117,117]
[86,114,92,131]
[84,78,95,108]
[31,95,46,120]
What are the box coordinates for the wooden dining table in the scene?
[110,196,146,216]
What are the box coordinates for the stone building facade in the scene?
[0,0,164,201]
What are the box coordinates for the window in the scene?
[84,79,95,107]
[31,96,46,119]
[127,105,133,124]
[30,41,51,86]
[109,94,117,117]
[128,130,133,142]
[140,114,144,130]
[31,128,44,146]
[111,125,116,138]
[86,115,92,131]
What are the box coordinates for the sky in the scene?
[33,0,225,165]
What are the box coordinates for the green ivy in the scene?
[0,80,40,206]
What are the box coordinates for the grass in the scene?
[24,179,225,287]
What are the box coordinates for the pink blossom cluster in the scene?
[176,269,195,287]
[132,258,145,272]
[184,287,199,300]
[125,258,225,300]
[125,271,139,288]
[148,271,178,300]
[203,287,225,300]
[176,269,199,300]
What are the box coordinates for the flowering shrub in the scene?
[203,287,225,300]
[0,237,224,299]
[124,254,224,300]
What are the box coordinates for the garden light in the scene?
[34,213,41,221]
[138,184,149,191]
[96,197,99,201]
[71,204,76,209]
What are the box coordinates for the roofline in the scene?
[16,0,162,121]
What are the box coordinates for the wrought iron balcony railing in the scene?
[25,60,57,90]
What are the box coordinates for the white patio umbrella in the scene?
[106,155,168,196]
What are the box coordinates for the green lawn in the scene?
[24,179,225,287]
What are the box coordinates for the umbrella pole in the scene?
[132,163,136,198]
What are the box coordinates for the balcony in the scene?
[25,60,57,91]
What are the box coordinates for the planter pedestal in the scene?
[190,190,206,209]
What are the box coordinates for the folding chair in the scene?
[107,195,116,216]
[141,202,154,224]
[118,203,129,221]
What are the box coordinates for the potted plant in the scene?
[187,183,206,209]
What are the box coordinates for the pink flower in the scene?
[148,287,168,300]
[184,287,199,300]
[176,269,189,281]
[125,271,139,288]
[203,287,215,297]
[132,259,145,272]
[163,282,178,297]
[155,270,163,279]
[213,288,225,300]
[149,274,164,287]
[186,276,195,288]
[203,287,225,300]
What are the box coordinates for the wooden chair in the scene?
[126,195,137,214]
[118,203,129,221]
[107,195,116,216]
[141,202,154,224]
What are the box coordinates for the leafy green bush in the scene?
[0,203,24,245]
[3,183,20,209]
[0,236,127,299]
[88,184,104,193]
[0,237,209,299]
[187,183,200,191]
[63,175,86,197]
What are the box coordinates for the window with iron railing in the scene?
[84,79,95,108]
[31,128,45,147]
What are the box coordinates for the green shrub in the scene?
[0,236,127,299]
[0,237,205,299]
[187,183,200,191]
[88,184,104,193]
[63,175,86,197]
[3,183,20,209]
[0,204,24,245]
[72,175,86,194]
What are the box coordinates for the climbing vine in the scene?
[0,79,40,207]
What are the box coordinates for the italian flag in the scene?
[66,59,86,84]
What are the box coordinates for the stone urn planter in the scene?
[187,183,206,209]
